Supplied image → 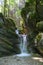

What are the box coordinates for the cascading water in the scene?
[15,29,31,57]
[20,34,27,53]
[17,34,31,57]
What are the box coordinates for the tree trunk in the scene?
[4,0,7,17]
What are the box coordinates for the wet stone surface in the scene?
[0,55,43,65]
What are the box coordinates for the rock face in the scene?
[0,13,20,57]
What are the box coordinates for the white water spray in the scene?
[17,34,31,57]
[15,29,31,57]
[20,34,27,53]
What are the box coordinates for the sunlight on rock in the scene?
[32,57,43,62]
[39,58,43,62]
[32,57,41,60]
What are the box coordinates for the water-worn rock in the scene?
[0,55,43,65]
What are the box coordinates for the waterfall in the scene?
[20,34,27,53]
[17,34,31,57]
[15,29,31,56]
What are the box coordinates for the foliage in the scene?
[36,33,42,43]
[21,0,43,42]
[36,21,43,32]
[21,0,43,54]
[21,1,37,42]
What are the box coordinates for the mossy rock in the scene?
[0,14,21,57]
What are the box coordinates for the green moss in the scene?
[0,15,20,57]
